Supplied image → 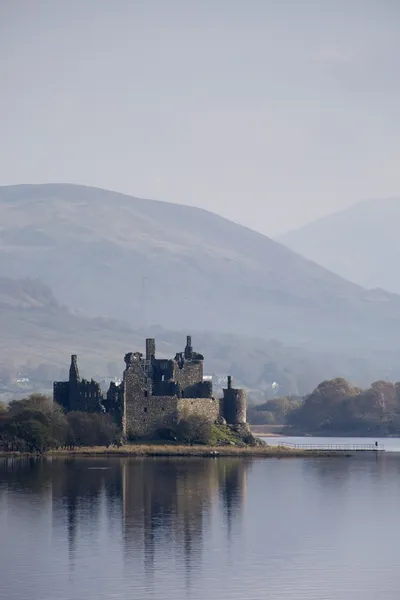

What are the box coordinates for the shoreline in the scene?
[250,426,400,438]
[0,443,367,459]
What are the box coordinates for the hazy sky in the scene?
[1,0,399,235]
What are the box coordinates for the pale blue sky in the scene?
[1,0,399,235]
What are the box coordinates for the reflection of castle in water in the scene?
[218,459,248,538]
[122,460,212,569]
[120,458,249,575]
[49,457,249,574]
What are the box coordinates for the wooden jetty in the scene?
[277,442,385,452]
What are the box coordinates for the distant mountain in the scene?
[1,277,398,397]
[0,276,134,376]
[2,184,400,353]
[278,198,400,295]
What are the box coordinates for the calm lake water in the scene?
[1,453,400,600]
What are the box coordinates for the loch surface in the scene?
[1,455,399,600]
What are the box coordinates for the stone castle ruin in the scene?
[53,336,247,438]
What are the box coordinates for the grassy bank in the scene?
[0,444,356,458]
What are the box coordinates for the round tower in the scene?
[222,375,247,425]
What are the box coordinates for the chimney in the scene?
[146,338,156,361]
[184,335,193,359]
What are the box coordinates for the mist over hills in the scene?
[2,184,400,355]
[1,276,398,399]
[278,198,400,295]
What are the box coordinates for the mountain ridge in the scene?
[2,184,400,352]
[278,197,400,295]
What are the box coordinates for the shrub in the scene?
[156,426,177,441]
[175,416,212,445]
[0,393,123,451]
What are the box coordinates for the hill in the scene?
[278,198,400,295]
[2,277,399,400]
[2,184,400,352]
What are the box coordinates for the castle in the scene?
[53,336,247,438]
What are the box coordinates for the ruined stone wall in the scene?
[124,356,219,438]
[152,381,180,397]
[77,380,104,413]
[124,395,220,438]
[183,381,213,399]
[53,377,103,414]
[104,382,124,426]
[177,397,220,423]
[53,381,69,411]
[174,360,204,395]
[125,394,179,438]
[152,359,175,383]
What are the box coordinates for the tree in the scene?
[0,408,58,452]
[248,396,302,425]
[2,394,68,450]
[8,394,68,447]
[66,412,120,447]
[288,378,360,431]
[16,419,54,453]
[8,393,52,416]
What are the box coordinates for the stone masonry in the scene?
[53,336,247,438]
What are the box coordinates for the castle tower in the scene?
[69,354,80,383]
[184,335,193,359]
[222,375,247,425]
[68,354,81,411]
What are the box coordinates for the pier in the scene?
[277,442,385,452]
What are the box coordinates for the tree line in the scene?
[0,394,121,453]
[249,378,400,435]
[0,394,221,452]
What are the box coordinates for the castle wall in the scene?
[77,380,104,412]
[183,380,213,399]
[177,398,220,423]
[124,395,220,439]
[125,394,179,438]
[152,381,180,397]
[53,381,69,411]
[174,360,204,396]
[152,359,175,383]
[104,382,124,426]
[123,351,219,438]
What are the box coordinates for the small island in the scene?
[1,336,277,456]
[52,335,261,447]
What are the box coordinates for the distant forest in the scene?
[248,378,400,435]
